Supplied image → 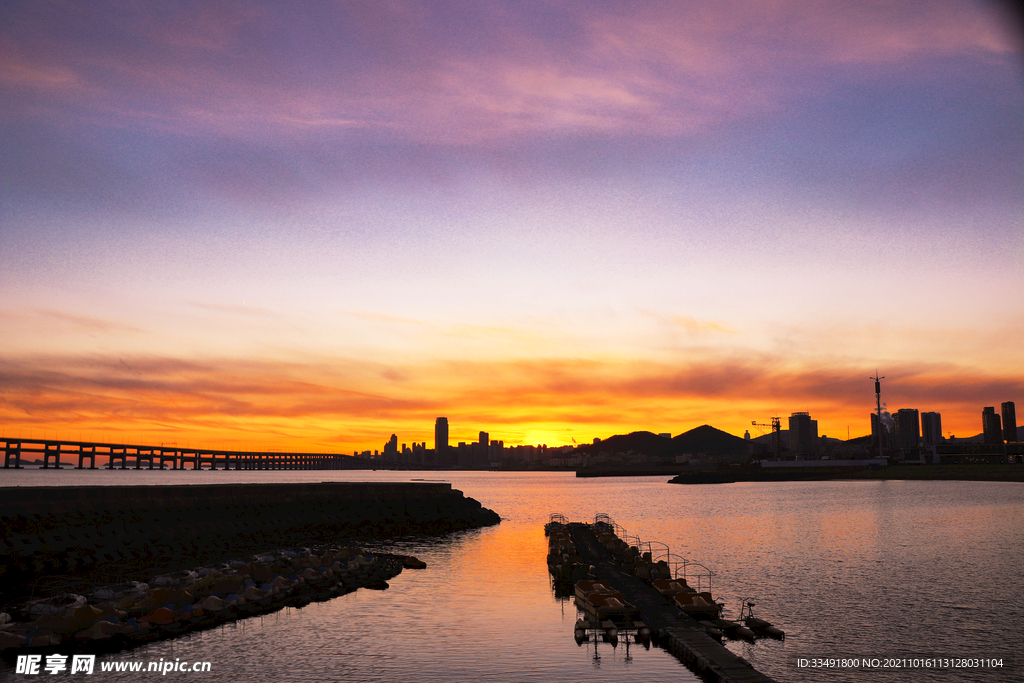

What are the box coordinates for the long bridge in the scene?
[1,438,374,471]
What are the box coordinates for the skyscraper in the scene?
[435,417,449,452]
[478,431,489,466]
[1002,402,1017,443]
[870,412,891,454]
[982,407,1002,445]
[921,412,942,447]
[788,412,818,455]
[895,409,920,451]
[383,434,398,461]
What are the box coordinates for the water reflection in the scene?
[2,471,1019,682]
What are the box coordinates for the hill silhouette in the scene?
[673,424,753,456]
[579,425,760,458]
[579,431,677,457]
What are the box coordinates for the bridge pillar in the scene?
[77,445,97,469]
[135,449,155,469]
[4,442,23,468]
[43,442,64,469]
[157,449,177,470]
[180,450,199,470]
[108,447,128,469]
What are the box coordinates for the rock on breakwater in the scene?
[1,544,425,657]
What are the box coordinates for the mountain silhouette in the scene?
[578,425,759,458]
[672,424,753,456]
[579,431,677,457]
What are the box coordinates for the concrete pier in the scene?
[0,482,500,602]
[565,522,776,683]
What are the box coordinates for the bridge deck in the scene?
[1,438,370,470]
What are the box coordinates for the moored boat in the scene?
[573,580,641,622]
[672,590,722,621]
[741,599,785,639]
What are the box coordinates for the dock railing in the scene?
[677,560,715,593]
[591,513,714,592]
[593,513,633,544]
[640,539,671,561]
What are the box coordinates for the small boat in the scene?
[672,590,723,621]
[713,618,756,642]
[741,599,785,639]
[574,580,640,621]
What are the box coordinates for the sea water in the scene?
[1,469,1020,682]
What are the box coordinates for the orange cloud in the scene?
[2,351,1019,452]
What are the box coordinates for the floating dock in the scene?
[550,518,777,683]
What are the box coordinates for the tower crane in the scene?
[751,417,782,460]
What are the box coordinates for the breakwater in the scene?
[1,544,418,657]
[0,482,501,600]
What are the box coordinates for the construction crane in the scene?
[751,417,782,460]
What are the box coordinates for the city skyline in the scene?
[1,1,1022,453]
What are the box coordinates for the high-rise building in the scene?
[982,407,1002,445]
[895,409,920,451]
[870,413,891,453]
[477,431,490,466]
[921,412,942,447]
[788,412,818,455]
[383,434,398,460]
[1002,402,1017,443]
[435,417,449,452]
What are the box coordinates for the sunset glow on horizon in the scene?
[2,1,1022,454]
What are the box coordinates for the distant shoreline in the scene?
[667,463,1024,484]
[575,463,1024,483]
[575,464,689,478]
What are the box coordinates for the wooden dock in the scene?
[565,522,777,683]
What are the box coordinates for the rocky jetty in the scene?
[1,544,425,658]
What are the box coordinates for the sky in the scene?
[2,0,1023,453]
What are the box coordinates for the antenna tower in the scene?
[870,371,884,457]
